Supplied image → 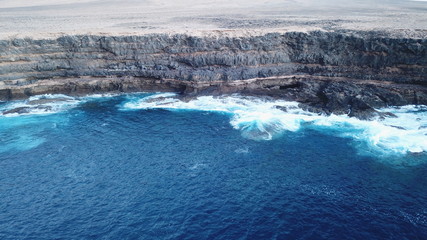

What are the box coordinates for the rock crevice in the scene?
[1,31,426,117]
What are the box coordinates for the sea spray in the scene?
[0,93,121,118]
[121,93,427,155]
[0,94,81,117]
[1,93,426,156]
[1,95,426,239]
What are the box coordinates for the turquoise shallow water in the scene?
[0,93,426,239]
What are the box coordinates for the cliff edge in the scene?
[1,0,426,118]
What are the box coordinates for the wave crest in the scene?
[0,94,81,117]
[121,93,427,155]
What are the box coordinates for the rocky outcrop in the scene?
[0,31,426,117]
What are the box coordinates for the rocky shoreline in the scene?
[1,31,426,119]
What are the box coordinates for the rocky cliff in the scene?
[1,31,426,118]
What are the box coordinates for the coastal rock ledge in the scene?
[1,31,426,118]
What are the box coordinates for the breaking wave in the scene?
[0,93,120,117]
[1,93,426,157]
[0,93,118,153]
[121,93,427,155]
[0,94,81,117]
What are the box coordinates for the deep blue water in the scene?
[0,94,426,240]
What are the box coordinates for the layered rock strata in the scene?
[0,31,426,118]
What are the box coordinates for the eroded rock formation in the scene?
[0,31,426,118]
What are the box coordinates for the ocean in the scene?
[0,93,426,239]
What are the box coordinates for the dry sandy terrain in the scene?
[0,0,426,38]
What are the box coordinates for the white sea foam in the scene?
[234,147,250,154]
[0,94,82,117]
[0,93,124,118]
[0,94,80,152]
[81,93,123,99]
[121,93,427,155]
[122,92,179,110]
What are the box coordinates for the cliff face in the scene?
[0,31,426,117]
[1,31,426,84]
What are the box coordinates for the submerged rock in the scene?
[0,31,426,119]
[2,105,53,115]
[27,98,72,105]
[2,107,31,115]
